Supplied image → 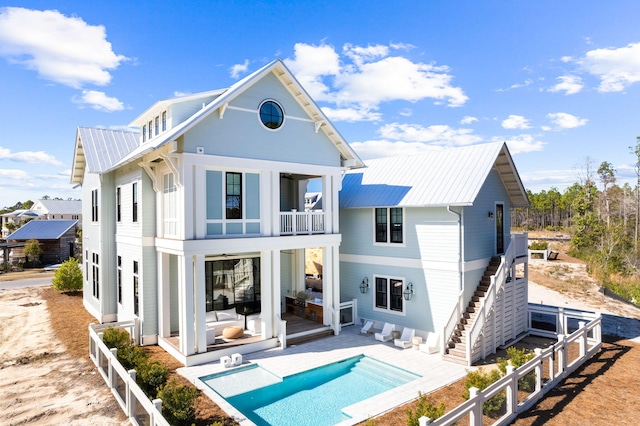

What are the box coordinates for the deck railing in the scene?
[89,322,171,426]
[280,210,325,235]
[425,310,602,426]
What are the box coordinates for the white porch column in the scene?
[194,254,207,353]
[270,172,280,237]
[193,166,206,239]
[323,244,341,334]
[260,171,273,236]
[178,255,196,355]
[157,251,171,339]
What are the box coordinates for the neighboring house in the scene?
[0,199,82,237]
[339,142,530,365]
[29,199,82,223]
[5,219,78,265]
[71,59,364,366]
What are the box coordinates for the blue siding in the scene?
[206,171,222,220]
[246,173,260,219]
[182,76,342,167]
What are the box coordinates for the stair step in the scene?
[446,346,467,358]
[442,353,469,365]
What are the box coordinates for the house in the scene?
[1,199,82,237]
[5,219,78,265]
[71,59,364,366]
[339,142,530,365]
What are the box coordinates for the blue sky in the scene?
[1,1,640,208]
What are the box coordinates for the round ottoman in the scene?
[222,326,244,339]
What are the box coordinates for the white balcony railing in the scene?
[280,211,325,235]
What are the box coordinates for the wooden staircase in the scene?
[443,256,502,365]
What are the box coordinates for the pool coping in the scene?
[179,325,470,425]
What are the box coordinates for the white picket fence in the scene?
[89,322,171,426]
[422,309,602,426]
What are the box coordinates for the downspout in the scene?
[447,206,463,292]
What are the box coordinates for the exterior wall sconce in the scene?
[403,282,414,301]
[359,277,369,294]
[488,211,494,219]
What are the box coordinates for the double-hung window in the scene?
[226,172,242,219]
[375,207,403,244]
[116,187,121,222]
[117,256,122,304]
[91,189,99,222]
[154,116,159,136]
[161,111,167,132]
[374,276,404,313]
[132,182,138,223]
[92,253,99,299]
[133,261,139,316]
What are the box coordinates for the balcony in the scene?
[280,210,325,235]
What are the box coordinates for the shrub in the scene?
[406,392,446,425]
[497,346,536,392]
[137,358,168,397]
[528,241,548,250]
[51,258,83,291]
[118,345,147,371]
[463,367,504,417]
[157,379,199,426]
[102,326,133,351]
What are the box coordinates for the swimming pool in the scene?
[201,355,420,426]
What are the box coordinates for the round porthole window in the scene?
[259,100,284,130]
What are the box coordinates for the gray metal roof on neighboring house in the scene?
[6,220,78,241]
[31,199,82,215]
[71,127,139,183]
[340,142,529,208]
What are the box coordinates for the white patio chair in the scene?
[394,327,415,349]
[374,322,395,342]
[419,332,440,354]
[360,320,374,335]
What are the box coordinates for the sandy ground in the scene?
[0,286,128,426]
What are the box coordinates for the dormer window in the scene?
[148,120,153,138]
[155,116,159,135]
[162,111,167,131]
[142,125,147,142]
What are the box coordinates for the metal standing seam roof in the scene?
[340,142,529,208]
[71,127,140,183]
[32,199,82,215]
[6,220,78,240]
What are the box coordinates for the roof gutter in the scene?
[447,206,463,292]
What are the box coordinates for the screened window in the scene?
[375,207,403,244]
[226,172,242,219]
[133,260,139,316]
[132,182,138,223]
[375,276,404,313]
[205,257,261,315]
[163,173,177,236]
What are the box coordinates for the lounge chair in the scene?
[419,332,440,354]
[360,320,374,335]
[394,327,415,349]
[374,323,395,342]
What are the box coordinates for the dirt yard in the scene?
[2,253,640,425]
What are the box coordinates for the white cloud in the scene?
[320,106,382,122]
[561,56,573,63]
[350,140,442,160]
[502,115,531,130]
[548,75,583,95]
[398,108,413,117]
[0,7,128,88]
[0,168,29,179]
[378,122,482,146]
[285,42,468,121]
[72,90,124,112]
[579,42,640,92]
[0,146,63,166]
[230,59,249,78]
[460,116,478,125]
[547,112,587,129]
[494,134,545,154]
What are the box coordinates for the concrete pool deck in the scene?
[179,324,469,425]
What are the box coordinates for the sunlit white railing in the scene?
[280,210,325,235]
[425,312,602,426]
[89,322,170,426]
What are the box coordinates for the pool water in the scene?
[201,355,420,426]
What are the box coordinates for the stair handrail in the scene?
[465,235,518,363]
[442,288,466,355]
